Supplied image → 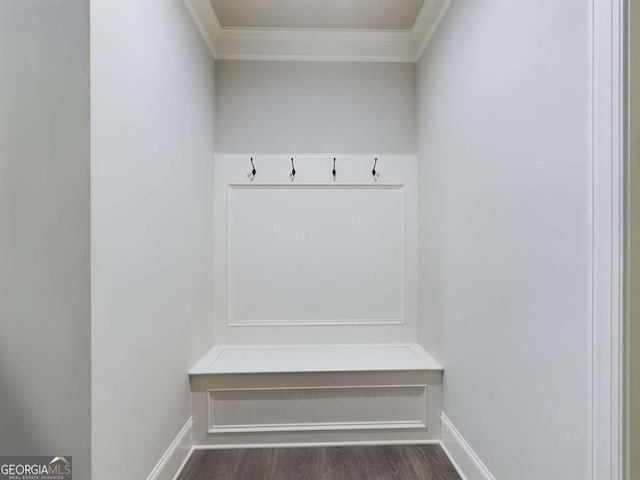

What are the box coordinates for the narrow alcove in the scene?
[191,58,443,447]
[82,1,624,478]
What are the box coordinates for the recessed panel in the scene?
[208,386,427,433]
[228,186,404,325]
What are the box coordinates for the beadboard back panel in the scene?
[213,155,418,344]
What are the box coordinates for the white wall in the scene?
[215,60,416,154]
[90,0,216,477]
[417,2,589,479]
[0,1,91,478]
[629,1,640,478]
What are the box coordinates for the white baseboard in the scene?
[194,439,440,450]
[147,418,194,480]
[440,413,496,480]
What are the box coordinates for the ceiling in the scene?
[209,0,426,30]
[186,0,451,62]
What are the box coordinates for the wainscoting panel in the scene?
[214,155,418,344]
[190,362,443,446]
[228,185,404,326]
[208,385,427,433]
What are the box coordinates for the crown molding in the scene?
[184,0,221,57]
[412,0,452,60]
[184,0,450,62]
[216,28,415,62]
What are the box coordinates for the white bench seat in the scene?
[190,343,442,375]
[189,343,443,447]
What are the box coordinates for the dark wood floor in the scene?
[178,445,461,480]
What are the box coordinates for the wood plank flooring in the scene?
[177,445,461,480]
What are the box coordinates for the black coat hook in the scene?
[247,157,256,181]
[372,157,380,181]
[290,157,296,181]
[332,157,337,182]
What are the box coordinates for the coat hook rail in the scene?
[243,155,386,181]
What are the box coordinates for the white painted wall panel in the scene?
[416,2,589,480]
[90,0,216,478]
[228,186,404,325]
[215,61,416,154]
[208,386,427,432]
[190,369,442,446]
[214,155,418,344]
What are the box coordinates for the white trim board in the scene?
[589,1,626,480]
[146,418,194,480]
[440,414,496,480]
[183,0,450,62]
